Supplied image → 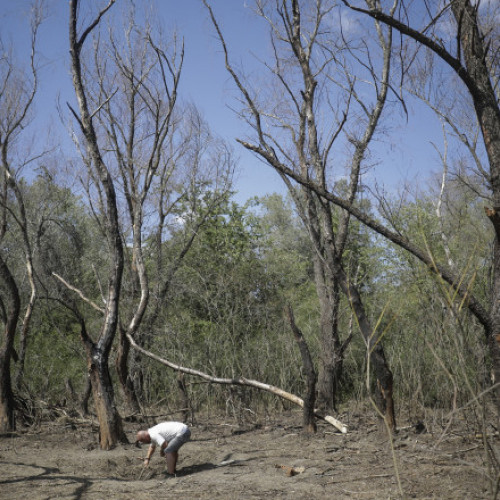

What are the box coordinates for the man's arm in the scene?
[144,444,156,466]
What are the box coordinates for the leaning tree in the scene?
[203,0,397,428]
[333,0,500,412]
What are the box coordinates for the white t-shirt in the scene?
[148,422,189,447]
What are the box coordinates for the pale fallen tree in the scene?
[125,333,347,434]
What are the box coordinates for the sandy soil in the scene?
[0,407,492,499]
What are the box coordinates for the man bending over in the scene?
[136,421,191,475]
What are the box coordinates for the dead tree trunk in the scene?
[338,262,396,431]
[83,339,127,449]
[69,0,126,449]
[286,305,317,433]
[0,256,20,432]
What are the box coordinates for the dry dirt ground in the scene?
[0,407,494,499]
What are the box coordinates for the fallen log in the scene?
[126,333,347,433]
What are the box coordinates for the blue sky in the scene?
[1,0,444,204]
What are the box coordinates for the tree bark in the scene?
[85,343,127,449]
[69,0,126,449]
[312,251,343,411]
[0,255,20,432]
[286,305,317,433]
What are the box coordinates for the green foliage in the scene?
[21,310,87,403]
[136,193,318,410]
[365,178,493,414]
[5,164,495,420]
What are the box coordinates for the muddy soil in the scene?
[0,407,492,499]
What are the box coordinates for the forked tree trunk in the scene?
[69,0,126,449]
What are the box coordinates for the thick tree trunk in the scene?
[69,0,127,449]
[312,253,344,411]
[316,299,344,411]
[86,345,127,449]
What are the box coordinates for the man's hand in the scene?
[143,458,150,467]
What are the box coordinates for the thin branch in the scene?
[52,272,105,313]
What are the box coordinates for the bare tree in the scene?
[201,0,500,423]
[330,0,500,411]
[85,8,185,416]
[203,0,397,427]
[0,3,44,432]
[67,0,128,449]
[65,0,235,445]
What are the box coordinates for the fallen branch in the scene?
[126,333,347,433]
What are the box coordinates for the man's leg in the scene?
[165,451,178,474]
